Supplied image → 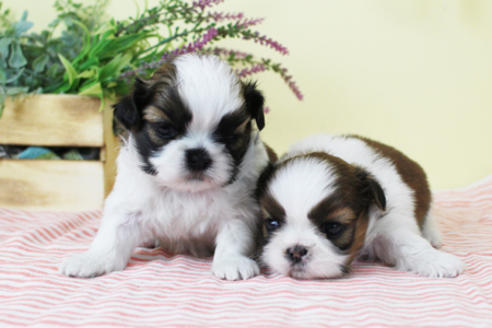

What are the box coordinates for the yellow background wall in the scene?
[7,0,492,189]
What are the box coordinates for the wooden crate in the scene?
[0,95,119,211]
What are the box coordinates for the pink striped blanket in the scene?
[1,176,491,327]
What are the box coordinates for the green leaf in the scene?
[99,53,132,82]
[58,53,78,87]
[77,69,97,79]
[71,20,92,65]
[88,28,114,58]
[78,81,102,97]
[8,43,27,68]
[98,31,152,59]
[6,67,25,83]
[0,87,5,118]
[32,54,49,73]
[6,86,29,95]
[0,38,10,60]
[14,11,34,36]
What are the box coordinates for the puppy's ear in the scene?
[243,82,265,131]
[355,168,386,211]
[113,78,152,130]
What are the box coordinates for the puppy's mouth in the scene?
[287,262,308,278]
[185,172,214,183]
[288,266,308,279]
[164,172,221,193]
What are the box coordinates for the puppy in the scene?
[256,134,464,279]
[61,54,272,280]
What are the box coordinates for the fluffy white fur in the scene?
[60,55,269,280]
[262,134,464,278]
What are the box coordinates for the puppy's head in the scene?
[114,54,265,192]
[257,152,386,279]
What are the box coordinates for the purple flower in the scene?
[122,27,219,78]
[212,47,251,59]
[192,0,224,11]
[238,18,264,28]
[285,78,303,100]
[236,63,266,78]
[208,11,244,22]
[244,32,289,55]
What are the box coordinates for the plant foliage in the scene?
[0,0,302,117]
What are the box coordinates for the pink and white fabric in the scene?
[1,176,491,327]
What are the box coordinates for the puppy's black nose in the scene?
[185,147,212,171]
[286,245,308,264]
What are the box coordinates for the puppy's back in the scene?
[351,135,430,227]
[286,134,430,228]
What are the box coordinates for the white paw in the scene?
[212,256,259,280]
[60,251,126,278]
[400,250,464,278]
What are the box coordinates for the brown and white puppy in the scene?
[257,134,464,279]
[60,54,272,280]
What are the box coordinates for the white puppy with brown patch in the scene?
[60,54,274,280]
[257,134,464,279]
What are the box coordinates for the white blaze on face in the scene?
[174,54,243,132]
[261,158,349,279]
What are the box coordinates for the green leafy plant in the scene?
[0,0,302,118]
[0,0,110,115]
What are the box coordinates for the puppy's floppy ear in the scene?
[113,78,152,130]
[355,168,386,211]
[243,81,265,131]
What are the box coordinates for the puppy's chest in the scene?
[141,189,237,239]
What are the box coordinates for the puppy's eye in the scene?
[265,218,281,233]
[155,124,178,139]
[322,221,345,238]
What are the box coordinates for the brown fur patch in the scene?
[143,105,170,123]
[308,194,359,251]
[258,193,287,242]
[264,143,278,163]
[146,125,162,144]
[352,135,431,228]
[260,193,286,222]
[347,211,370,264]
[329,208,356,224]
[302,153,376,255]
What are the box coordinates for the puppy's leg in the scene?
[422,214,443,248]
[60,212,143,278]
[371,217,463,278]
[212,219,259,280]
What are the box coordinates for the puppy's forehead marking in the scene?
[173,55,243,131]
[268,158,336,221]
[329,208,355,223]
[260,193,286,220]
[143,105,169,123]
[308,196,357,224]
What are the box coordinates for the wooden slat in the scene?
[0,160,104,211]
[0,94,103,147]
[102,107,120,198]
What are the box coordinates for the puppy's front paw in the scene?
[60,252,125,278]
[401,250,464,278]
[212,256,259,280]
